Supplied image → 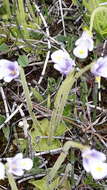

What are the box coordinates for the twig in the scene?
[35,147,62,157]
[58,0,66,36]
[34,3,51,84]
[32,102,83,129]
[18,106,29,137]
[86,102,107,112]
[0,185,8,190]
[18,173,46,183]
[75,170,85,187]
[0,86,9,118]
[36,135,73,141]
[0,103,24,129]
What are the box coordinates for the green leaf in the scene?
[30,175,71,190]
[0,114,9,140]
[31,87,43,102]
[0,114,5,124]
[30,119,60,151]
[0,43,9,52]
[30,176,60,190]
[83,0,99,13]
[56,34,77,52]
[55,122,67,136]
[72,0,78,5]
[2,125,10,140]
[18,55,29,67]
[14,138,28,152]
[30,119,67,151]
[93,7,107,36]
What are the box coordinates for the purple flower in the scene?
[99,2,107,6]
[7,153,33,176]
[51,49,75,75]
[73,30,94,59]
[73,43,89,59]
[91,56,107,77]
[82,149,107,179]
[0,59,19,82]
[75,30,94,51]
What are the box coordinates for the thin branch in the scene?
[58,0,66,36]
[0,103,24,129]
[34,3,51,84]
[0,86,9,118]
[35,147,62,157]
[18,106,29,137]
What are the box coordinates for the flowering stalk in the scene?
[47,141,89,183]
[46,140,107,188]
[17,0,29,38]
[19,66,43,134]
[48,63,93,143]
[6,166,18,190]
[3,0,11,18]
[95,76,101,103]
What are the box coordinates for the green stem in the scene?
[90,7,107,32]
[6,168,18,190]
[48,63,93,143]
[47,141,89,183]
[4,0,11,18]
[20,66,43,134]
[17,0,29,37]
